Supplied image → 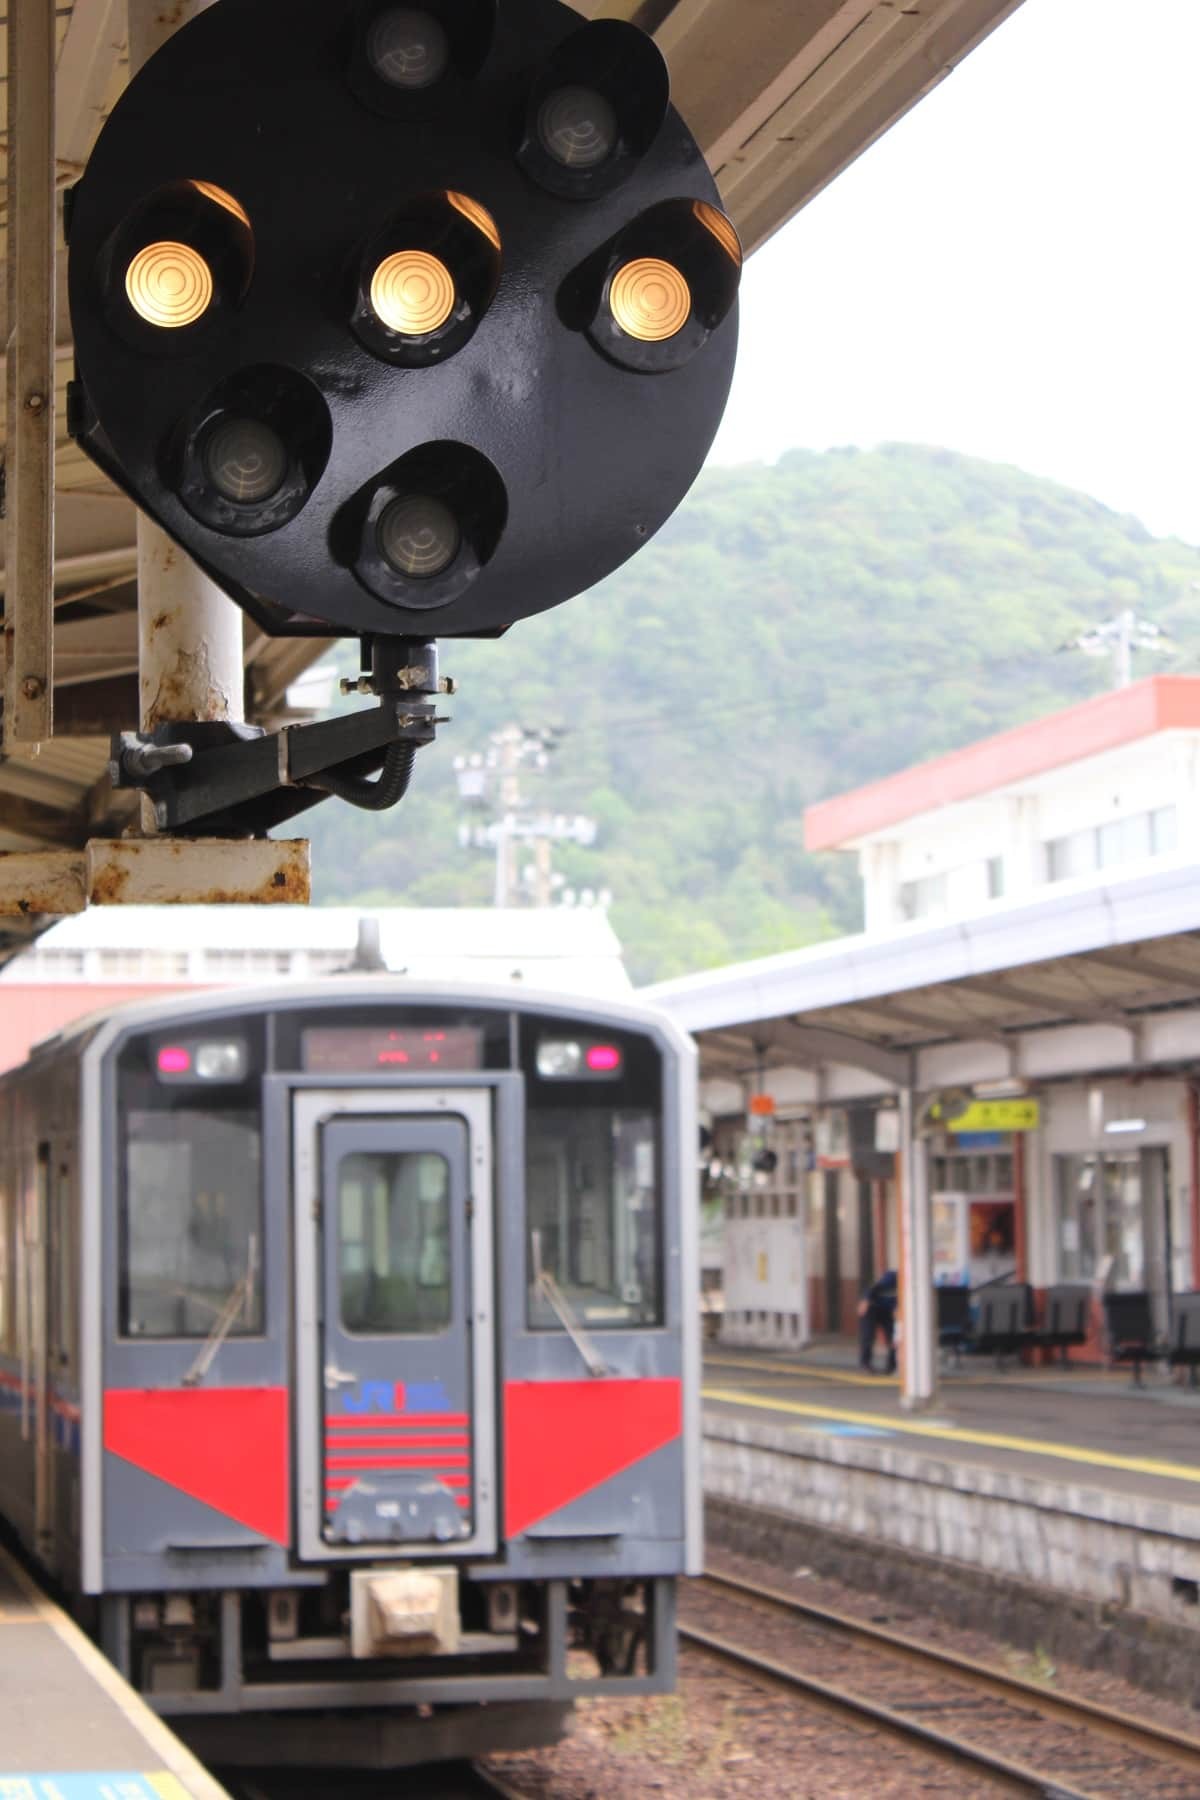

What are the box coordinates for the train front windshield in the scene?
[122,1105,263,1339]
[526,1108,659,1328]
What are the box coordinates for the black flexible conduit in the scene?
[304,740,419,812]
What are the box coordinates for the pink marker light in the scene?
[586,1044,622,1073]
[157,1045,191,1075]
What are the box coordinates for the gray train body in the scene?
[0,979,699,1766]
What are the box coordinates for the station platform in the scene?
[0,1545,229,1800]
[700,1343,1200,1632]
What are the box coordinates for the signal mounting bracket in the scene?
[110,637,448,838]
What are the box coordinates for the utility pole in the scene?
[454,725,599,907]
[1059,609,1171,690]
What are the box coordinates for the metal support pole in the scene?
[3,0,57,744]
[128,0,244,741]
[898,1088,936,1411]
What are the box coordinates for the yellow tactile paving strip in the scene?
[702,1384,1200,1487]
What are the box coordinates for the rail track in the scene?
[681,1567,1200,1799]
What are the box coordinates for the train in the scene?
[0,978,698,1767]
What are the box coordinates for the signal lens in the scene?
[446,191,501,254]
[125,241,213,328]
[609,258,690,342]
[377,494,461,577]
[157,1045,191,1075]
[537,86,618,168]
[693,201,743,267]
[203,418,288,504]
[586,1043,622,1073]
[369,249,456,336]
[189,181,251,229]
[367,7,449,88]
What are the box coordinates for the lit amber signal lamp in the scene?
[124,240,214,328]
[610,258,690,342]
[369,249,456,336]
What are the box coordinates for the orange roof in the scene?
[805,676,1200,852]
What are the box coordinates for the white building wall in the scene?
[857,730,1200,929]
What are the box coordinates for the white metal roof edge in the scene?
[31,904,624,955]
[639,859,1200,1032]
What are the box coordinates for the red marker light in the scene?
[586,1044,622,1073]
[377,1049,411,1065]
[157,1045,191,1074]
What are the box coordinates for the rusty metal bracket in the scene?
[110,636,446,835]
[0,837,310,915]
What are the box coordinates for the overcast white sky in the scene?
[708,0,1200,547]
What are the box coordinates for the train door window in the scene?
[527,1109,660,1328]
[121,1108,263,1338]
[337,1150,451,1334]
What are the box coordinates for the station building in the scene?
[646,677,1200,1374]
[0,903,630,1074]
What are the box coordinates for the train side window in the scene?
[120,1107,263,1339]
[526,1108,660,1329]
[56,1160,77,1377]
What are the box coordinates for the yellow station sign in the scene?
[948,1098,1040,1133]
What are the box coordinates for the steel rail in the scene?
[678,1617,1100,1800]
[698,1568,1200,1782]
[467,1765,535,1800]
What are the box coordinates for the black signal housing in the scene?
[67,0,740,643]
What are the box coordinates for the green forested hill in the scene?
[305,444,1200,982]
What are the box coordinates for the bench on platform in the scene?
[973,1282,1033,1364]
[1102,1290,1163,1386]
[1168,1292,1200,1386]
[1034,1283,1092,1364]
[936,1284,972,1366]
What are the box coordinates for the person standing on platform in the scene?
[858,1268,898,1373]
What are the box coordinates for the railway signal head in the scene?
[67,0,742,645]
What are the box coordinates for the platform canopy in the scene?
[0,0,1027,965]
[642,860,1200,1102]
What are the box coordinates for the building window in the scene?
[986,856,1005,900]
[898,872,948,922]
[98,948,189,979]
[1045,807,1177,885]
[1151,805,1177,854]
[1045,827,1098,883]
[1053,1150,1162,1286]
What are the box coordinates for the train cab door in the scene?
[292,1088,496,1562]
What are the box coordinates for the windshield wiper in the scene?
[531,1230,607,1378]
[183,1233,259,1386]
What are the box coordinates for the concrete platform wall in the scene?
[703,1413,1200,1625]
